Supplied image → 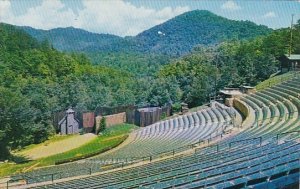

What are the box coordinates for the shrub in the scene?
[99,117,106,133]
[160,112,167,120]
[172,103,182,113]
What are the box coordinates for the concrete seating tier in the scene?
[92,106,234,160]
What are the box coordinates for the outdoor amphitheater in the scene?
[2,72,298,189]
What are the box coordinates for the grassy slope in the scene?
[0,124,137,177]
[255,71,298,91]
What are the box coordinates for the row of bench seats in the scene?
[32,142,299,188]
[92,106,236,160]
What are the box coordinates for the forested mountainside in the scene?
[85,52,171,77]
[20,26,132,52]
[134,10,271,56]
[21,10,271,57]
[20,10,272,77]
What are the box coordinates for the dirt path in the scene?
[16,134,96,160]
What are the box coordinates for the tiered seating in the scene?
[217,82,299,147]
[12,75,300,188]
[31,142,300,189]
[10,162,101,184]
[91,107,234,160]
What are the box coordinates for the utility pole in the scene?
[214,54,218,101]
[289,14,294,57]
[0,7,1,31]
[214,61,217,101]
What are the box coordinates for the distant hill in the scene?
[19,10,272,56]
[20,26,134,52]
[134,10,272,55]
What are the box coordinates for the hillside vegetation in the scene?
[87,52,171,77]
[256,71,299,91]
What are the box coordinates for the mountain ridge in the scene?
[134,10,272,55]
[20,25,127,52]
[17,10,272,56]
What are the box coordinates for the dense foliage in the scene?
[158,41,277,107]
[87,52,170,77]
[260,19,300,56]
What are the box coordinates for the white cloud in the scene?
[0,0,12,21]
[76,1,189,36]
[1,0,75,29]
[0,0,190,36]
[221,1,241,11]
[263,11,276,18]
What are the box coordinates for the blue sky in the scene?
[0,0,299,36]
